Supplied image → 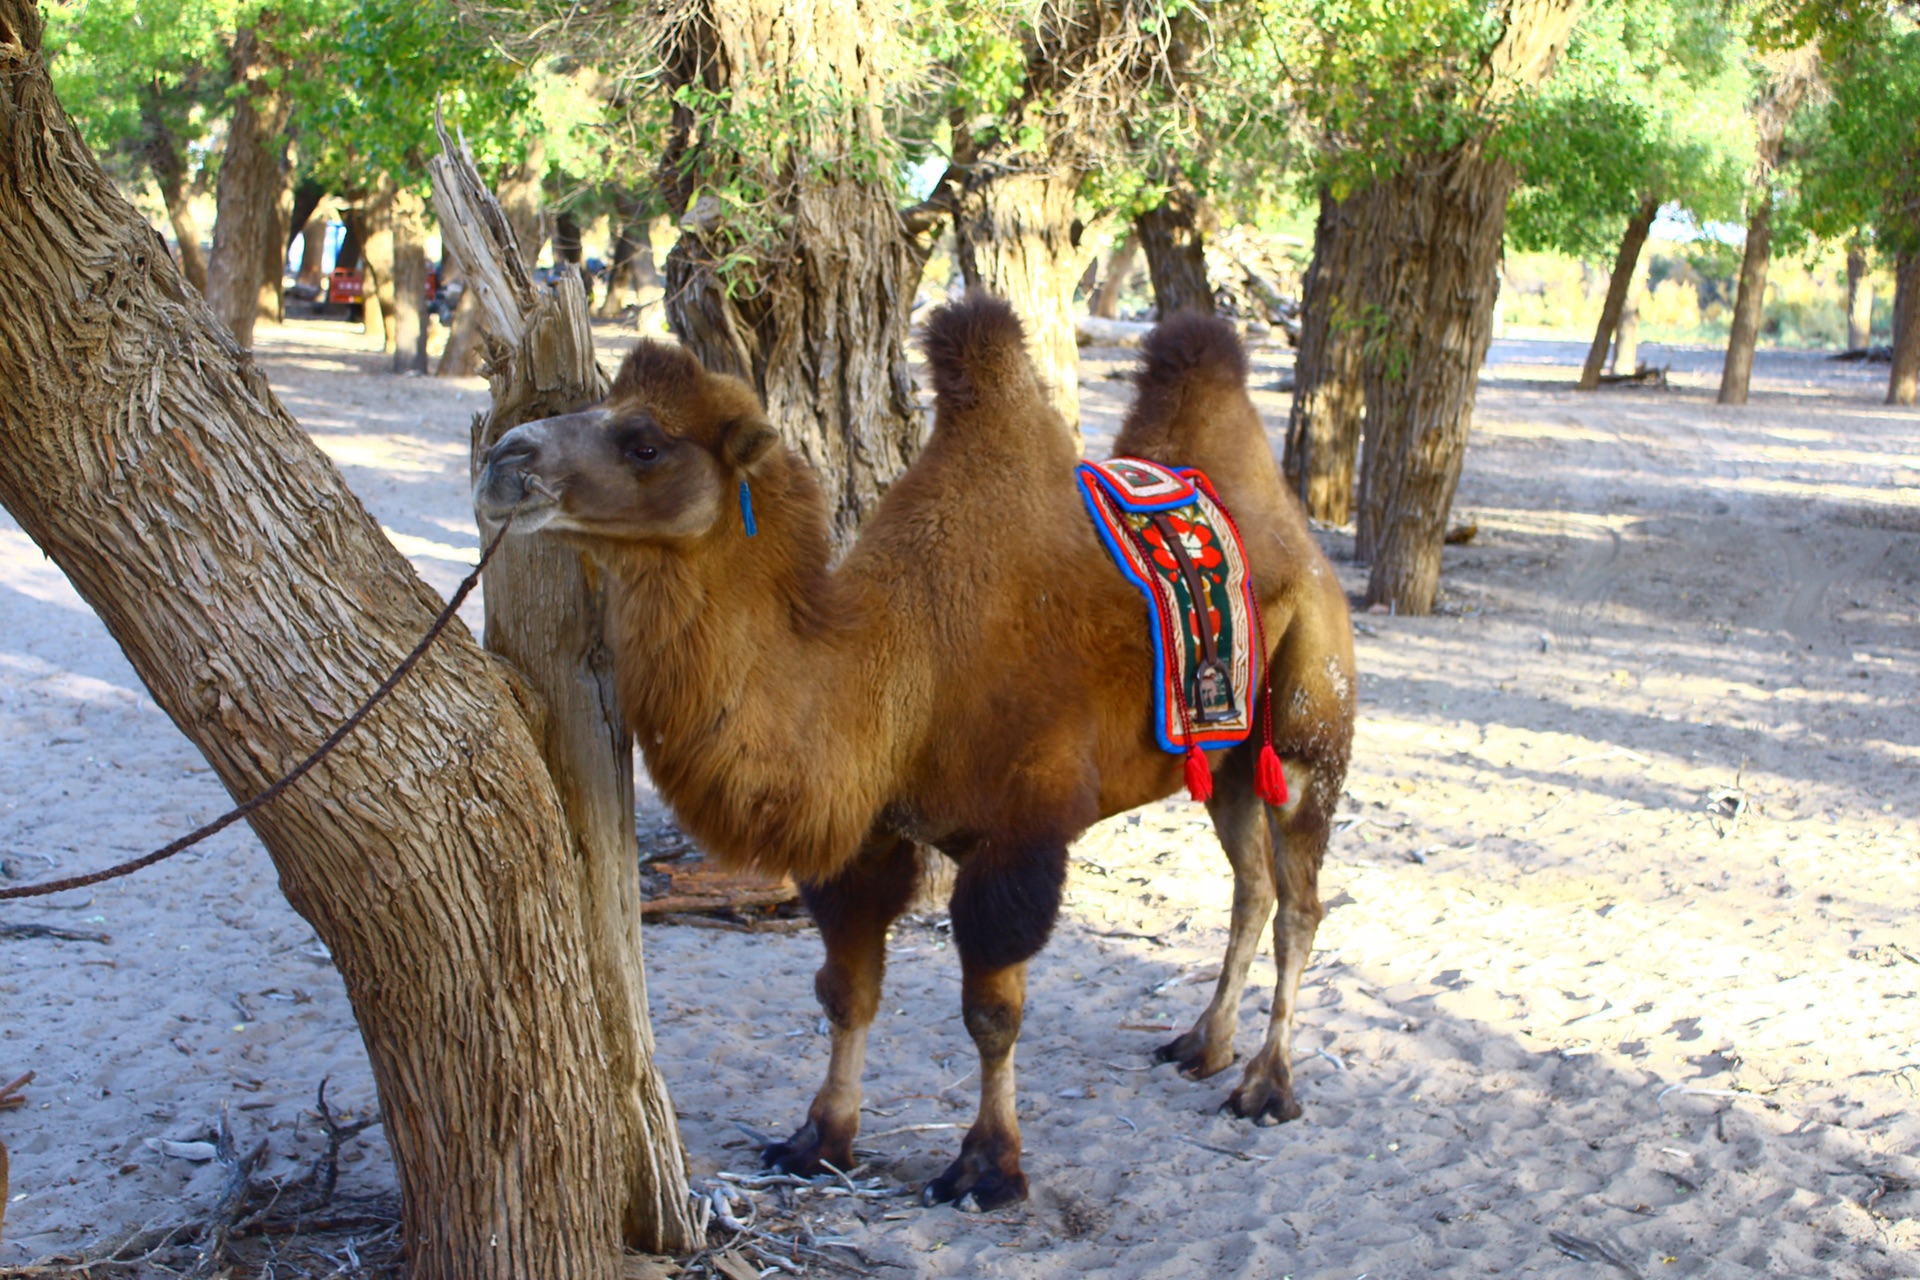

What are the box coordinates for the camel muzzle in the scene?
[473,411,599,527]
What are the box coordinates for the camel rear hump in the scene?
[921,293,1065,448]
[1114,312,1288,509]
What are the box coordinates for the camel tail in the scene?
[922,291,1038,411]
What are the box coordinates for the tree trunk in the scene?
[952,166,1088,429]
[437,257,484,377]
[658,0,930,544]
[497,143,546,270]
[1353,144,1514,610]
[0,5,697,1271]
[1846,243,1874,352]
[1134,182,1213,318]
[138,91,209,294]
[1719,52,1816,406]
[598,201,656,319]
[1578,195,1657,390]
[552,209,584,265]
[390,187,429,375]
[1090,234,1137,319]
[359,176,399,353]
[296,213,328,286]
[430,126,699,1254]
[1717,188,1775,405]
[1283,187,1366,526]
[256,147,293,328]
[1891,249,1920,406]
[203,24,291,347]
[1351,0,1585,612]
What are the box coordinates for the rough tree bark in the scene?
[1845,243,1874,352]
[390,187,429,375]
[657,0,930,543]
[1090,234,1137,319]
[597,198,657,319]
[0,4,698,1272]
[1719,52,1816,406]
[1134,180,1213,317]
[1353,0,1584,613]
[203,23,291,347]
[1892,250,1920,406]
[1284,187,1366,525]
[430,123,699,1252]
[138,90,209,294]
[952,165,1090,425]
[1578,195,1658,390]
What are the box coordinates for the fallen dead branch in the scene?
[0,922,111,944]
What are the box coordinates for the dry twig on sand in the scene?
[0,922,110,944]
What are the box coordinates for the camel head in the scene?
[474,340,778,545]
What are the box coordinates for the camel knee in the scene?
[949,843,1067,971]
[814,961,880,1030]
[962,997,1022,1060]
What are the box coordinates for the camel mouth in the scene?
[473,466,561,531]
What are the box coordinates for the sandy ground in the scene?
[2,320,1917,1278]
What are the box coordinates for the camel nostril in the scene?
[490,439,537,470]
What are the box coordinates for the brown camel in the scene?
[473,296,1355,1209]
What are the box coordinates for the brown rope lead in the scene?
[0,517,514,902]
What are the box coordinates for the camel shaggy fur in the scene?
[473,296,1355,1208]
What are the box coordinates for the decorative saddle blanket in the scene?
[1076,457,1261,757]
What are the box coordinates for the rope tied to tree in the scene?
[0,516,515,901]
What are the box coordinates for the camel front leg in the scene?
[765,836,919,1175]
[923,959,1029,1209]
[923,838,1067,1208]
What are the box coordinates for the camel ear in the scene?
[721,415,778,473]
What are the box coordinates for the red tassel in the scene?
[1183,745,1214,803]
[1255,744,1289,806]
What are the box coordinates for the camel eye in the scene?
[627,445,659,464]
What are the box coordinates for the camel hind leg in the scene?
[765,834,920,1175]
[1155,744,1276,1079]
[1225,619,1353,1125]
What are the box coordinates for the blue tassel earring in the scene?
[738,479,758,538]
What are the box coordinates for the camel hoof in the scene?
[922,1159,1029,1212]
[1153,1031,1236,1080]
[761,1120,850,1176]
[1223,1080,1304,1127]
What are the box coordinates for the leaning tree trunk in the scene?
[1579,195,1658,390]
[1891,249,1920,406]
[1612,286,1641,374]
[429,123,698,1253]
[1845,243,1874,352]
[952,166,1088,429]
[203,24,291,347]
[1135,182,1213,318]
[390,186,429,375]
[1718,188,1775,406]
[1719,53,1815,406]
[138,92,209,294]
[0,5,696,1272]
[658,0,930,543]
[1284,187,1367,526]
[1090,234,1137,319]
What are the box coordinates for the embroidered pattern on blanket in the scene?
[1076,457,1261,755]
